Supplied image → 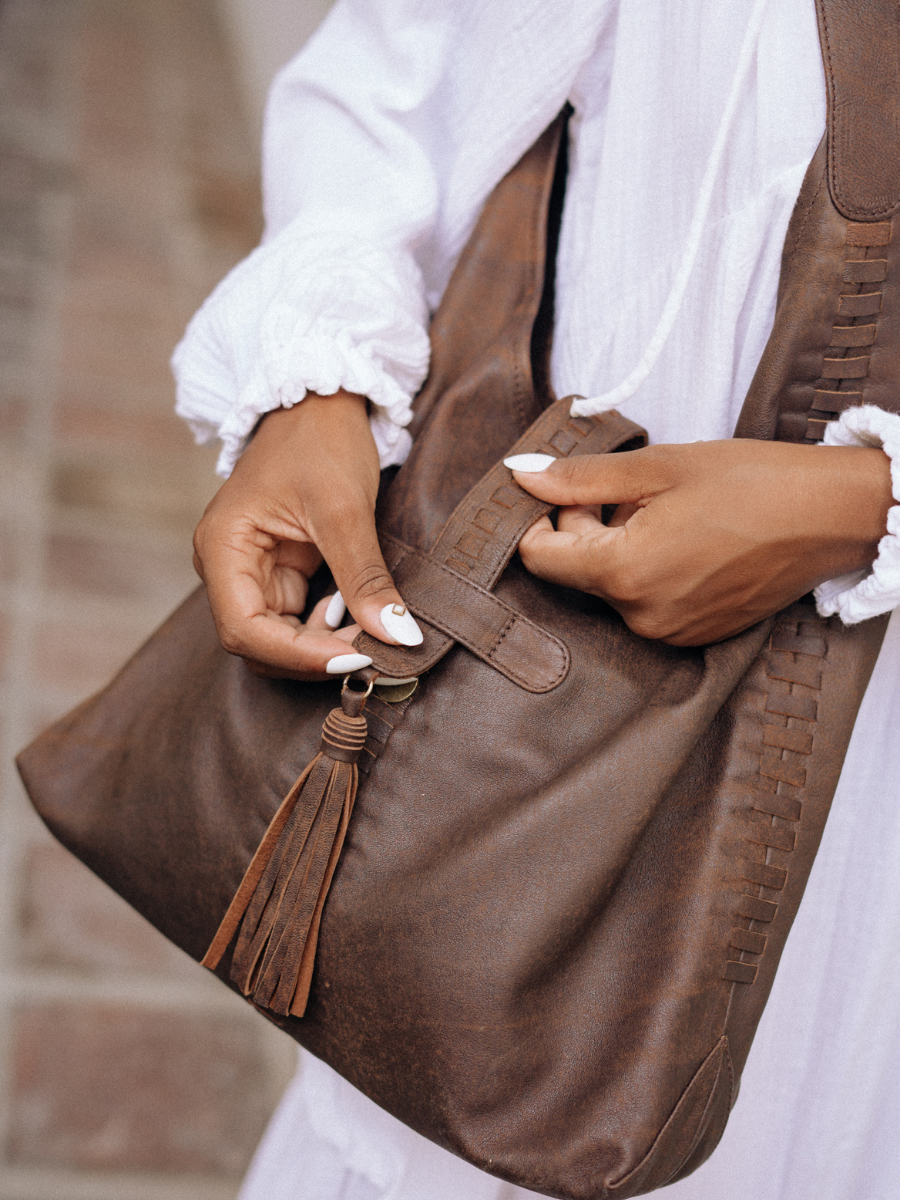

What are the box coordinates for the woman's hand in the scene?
[193,390,420,679]
[510,439,893,646]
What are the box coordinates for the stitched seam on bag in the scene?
[488,613,570,691]
[655,1038,733,1191]
[784,167,825,269]
[821,2,842,210]
[414,588,567,692]
[608,1037,728,1191]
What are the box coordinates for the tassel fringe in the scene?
[201,683,370,1017]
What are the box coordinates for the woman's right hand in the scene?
[192,389,422,680]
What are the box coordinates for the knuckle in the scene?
[604,563,643,606]
[558,454,606,493]
[555,454,589,481]
[216,620,245,658]
[626,605,680,642]
[640,444,677,487]
[627,610,668,641]
[192,521,207,557]
[627,615,657,640]
[342,559,395,602]
[192,510,223,558]
[517,536,540,572]
[660,629,698,648]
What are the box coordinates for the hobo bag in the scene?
[17,1,900,1195]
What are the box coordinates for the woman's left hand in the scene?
[511,439,893,646]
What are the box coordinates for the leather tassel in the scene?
[201,682,370,1017]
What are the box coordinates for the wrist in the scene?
[825,445,893,568]
[255,389,369,439]
[242,390,372,473]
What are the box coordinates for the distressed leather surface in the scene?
[14,5,898,1196]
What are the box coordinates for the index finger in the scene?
[506,446,669,508]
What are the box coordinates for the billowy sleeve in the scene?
[171,0,611,475]
[814,406,900,623]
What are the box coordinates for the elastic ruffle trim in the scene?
[172,226,430,477]
[814,405,900,624]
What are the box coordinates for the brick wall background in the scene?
[0,0,297,1196]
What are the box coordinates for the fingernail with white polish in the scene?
[324,590,346,628]
[503,453,557,473]
[380,602,424,646]
[325,653,373,674]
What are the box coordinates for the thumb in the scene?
[503,449,656,508]
[317,501,424,650]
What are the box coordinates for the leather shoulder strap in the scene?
[816,0,900,221]
[407,112,567,442]
[385,113,569,555]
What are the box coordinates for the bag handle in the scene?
[353,399,646,691]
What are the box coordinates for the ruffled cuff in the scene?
[813,404,900,624]
[171,228,431,477]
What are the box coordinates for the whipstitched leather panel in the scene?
[805,218,891,441]
[725,608,827,986]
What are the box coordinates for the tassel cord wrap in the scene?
[201,682,370,1017]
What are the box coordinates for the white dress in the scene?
[172,1,900,1196]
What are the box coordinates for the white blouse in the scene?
[172,4,900,1197]
[172,0,900,622]
[175,0,825,473]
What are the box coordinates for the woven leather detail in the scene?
[842,259,887,283]
[804,218,891,440]
[845,221,892,246]
[828,322,876,346]
[837,291,882,316]
[810,389,863,412]
[725,611,827,985]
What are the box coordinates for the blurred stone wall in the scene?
[0,0,297,1196]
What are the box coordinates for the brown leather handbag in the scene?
[17,2,900,1195]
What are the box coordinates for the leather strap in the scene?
[354,400,646,690]
[379,537,570,694]
[816,0,900,221]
